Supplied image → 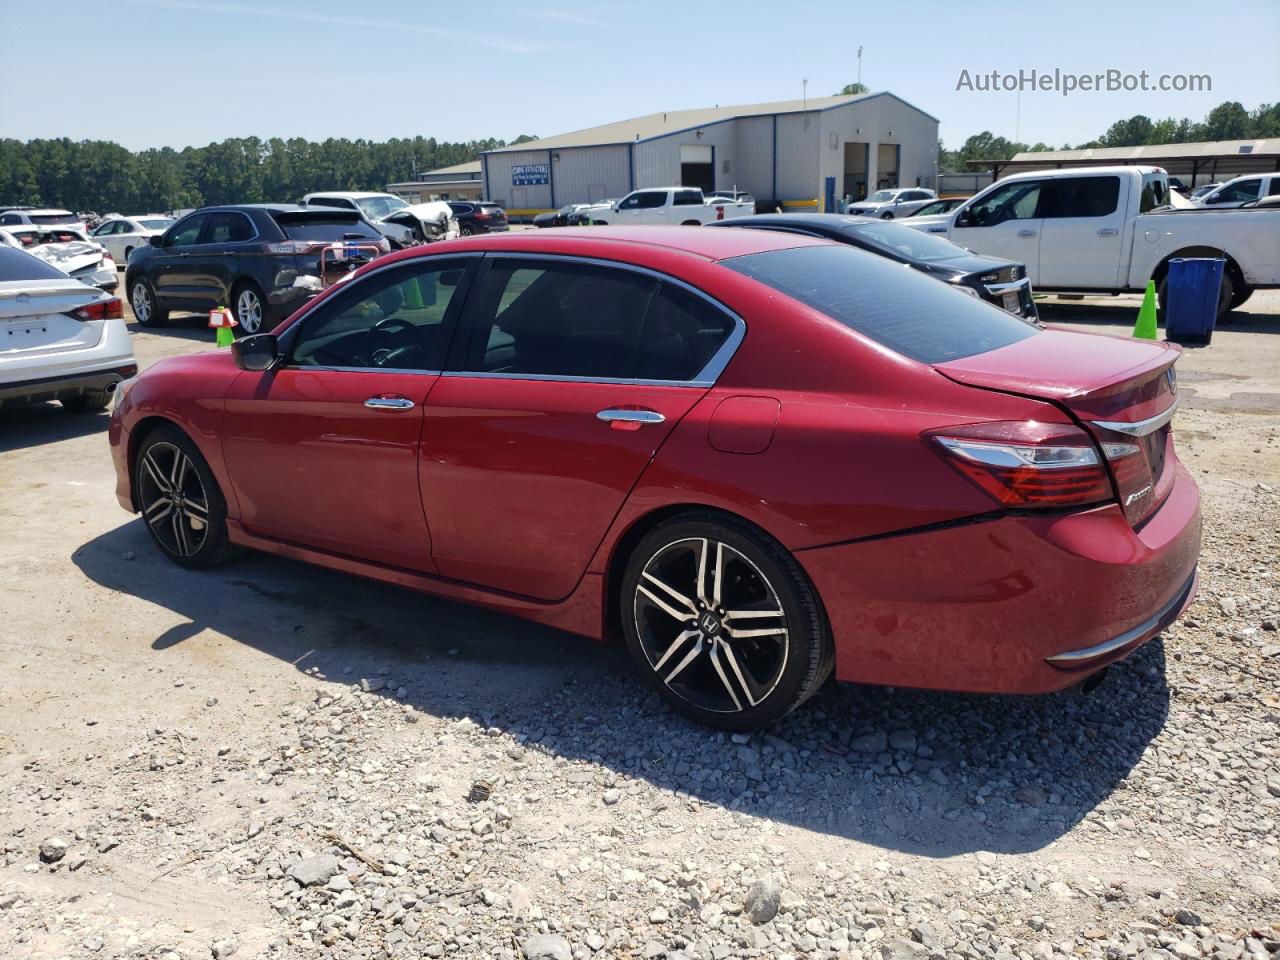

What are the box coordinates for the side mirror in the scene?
[955,211,973,228]
[232,333,279,371]
[149,234,164,247]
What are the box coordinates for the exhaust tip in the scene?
[1074,667,1109,696]
[105,381,118,394]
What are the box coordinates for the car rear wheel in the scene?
[460,225,474,236]
[134,426,237,568]
[621,513,834,731]
[61,390,111,413]
[231,281,267,335]
[129,278,168,327]
[879,211,895,219]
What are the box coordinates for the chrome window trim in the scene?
[446,251,746,387]
[284,365,443,376]
[1090,396,1179,437]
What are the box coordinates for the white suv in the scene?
[0,246,136,411]
[847,188,938,219]
[0,207,84,229]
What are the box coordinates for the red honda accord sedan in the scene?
[108,226,1199,730]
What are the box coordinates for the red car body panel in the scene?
[108,226,1201,698]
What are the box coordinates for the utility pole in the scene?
[857,46,863,86]
[802,77,808,112]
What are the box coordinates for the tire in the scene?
[129,277,168,327]
[133,425,238,569]
[123,245,134,263]
[61,390,111,412]
[460,225,474,237]
[681,220,702,226]
[620,512,834,731]
[879,211,895,219]
[231,280,269,335]
[1229,286,1253,310]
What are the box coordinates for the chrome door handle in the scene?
[597,408,665,425]
[1017,229,1037,238]
[364,396,415,410]
[1097,228,1118,237]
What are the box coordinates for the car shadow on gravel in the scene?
[0,401,111,452]
[73,518,1171,858]
[126,317,222,342]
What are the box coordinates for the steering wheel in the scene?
[364,316,414,367]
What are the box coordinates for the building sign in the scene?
[512,163,550,186]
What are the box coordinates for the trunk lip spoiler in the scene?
[1090,396,1179,437]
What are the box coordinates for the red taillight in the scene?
[473,212,491,220]
[67,297,124,322]
[928,420,1114,508]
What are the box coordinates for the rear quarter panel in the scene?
[1129,209,1280,287]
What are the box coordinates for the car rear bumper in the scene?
[796,459,1201,694]
[0,362,137,404]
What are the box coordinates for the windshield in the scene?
[722,245,1037,364]
[846,221,968,263]
[139,218,174,230]
[354,196,409,221]
[866,191,896,203]
[912,200,949,216]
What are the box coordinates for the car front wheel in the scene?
[134,426,238,568]
[621,513,834,730]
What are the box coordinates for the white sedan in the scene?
[0,244,136,411]
[846,187,938,219]
[90,215,174,265]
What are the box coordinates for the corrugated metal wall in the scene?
[483,145,632,212]
[774,113,819,201]
[634,120,737,192]
[733,116,774,201]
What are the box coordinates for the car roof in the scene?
[303,191,396,199]
[384,225,830,263]
[11,208,76,216]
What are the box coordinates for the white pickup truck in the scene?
[906,165,1280,317]
[585,187,754,226]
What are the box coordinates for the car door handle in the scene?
[1017,229,1037,238]
[1097,228,1118,237]
[364,396,415,410]
[597,408,665,425]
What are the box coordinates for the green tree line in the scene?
[939,100,1280,172]
[0,134,538,214]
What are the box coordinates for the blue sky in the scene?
[2,0,1277,152]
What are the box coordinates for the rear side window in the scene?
[463,260,735,381]
[722,245,1038,364]
[1039,176,1120,218]
[479,204,504,215]
[674,190,703,206]
[274,213,381,242]
[0,246,70,281]
[1139,174,1169,213]
[204,212,256,243]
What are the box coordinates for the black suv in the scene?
[447,201,508,235]
[125,204,388,333]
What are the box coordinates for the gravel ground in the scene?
[0,287,1277,960]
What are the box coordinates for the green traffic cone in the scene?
[1133,281,1158,340]
[216,325,235,347]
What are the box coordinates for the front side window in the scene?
[1039,176,1120,218]
[93,221,118,236]
[1210,179,1261,203]
[289,260,472,371]
[723,244,1037,364]
[866,191,895,203]
[464,260,736,382]
[167,214,207,246]
[204,212,256,243]
[963,181,1041,226]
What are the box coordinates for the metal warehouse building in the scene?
[480,91,939,217]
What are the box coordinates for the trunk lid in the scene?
[935,328,1180,526]
[0,279,107,357]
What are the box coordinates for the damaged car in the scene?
[0,225,117,291]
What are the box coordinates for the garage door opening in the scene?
[680,145,714,193]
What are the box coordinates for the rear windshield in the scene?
[722,244,1039,364]
[845,221,969,263]
[0,246,72,281]
[31,213,81,225]
[273,213,382,242]
[480,205,504,214]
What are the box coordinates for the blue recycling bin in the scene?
[1165,257,1224,344]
